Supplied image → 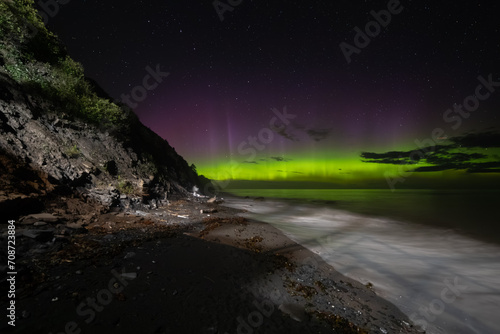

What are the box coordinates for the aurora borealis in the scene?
[40,0,500,189]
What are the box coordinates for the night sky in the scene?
[39,0,500,188]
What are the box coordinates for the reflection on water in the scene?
[224,190,500,334]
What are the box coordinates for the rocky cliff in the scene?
[0,0,210,218]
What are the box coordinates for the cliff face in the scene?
[0,1,209,216]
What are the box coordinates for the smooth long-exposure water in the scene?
[224,189,500,334]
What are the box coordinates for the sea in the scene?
[223,189,500,334]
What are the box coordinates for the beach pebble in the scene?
[124,252,136,259]
[206,326,218,333]
[120,272,137,280]
[278,303,306,322]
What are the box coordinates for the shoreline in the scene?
[1,194,420,333]
[221,192,500,334]
[219,189,500,247]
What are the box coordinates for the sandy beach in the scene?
[0,194,421,333]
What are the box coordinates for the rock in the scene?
[22,229,54,242]
[54,235,69,243]
[21,213,59,224]
[87,187,120,207]
[206,326,218,333]
[135,210,148,217]
[120,272,137,280]
[31,244,50,254]
[33,221,47,226]
[0,30,211,222]
[66,222,84,229]
[124,252,136,259]
[278,303,306,322]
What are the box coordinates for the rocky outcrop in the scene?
[0,1,210,216]
[0,69,208,212]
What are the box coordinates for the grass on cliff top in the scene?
[0,0,129,127]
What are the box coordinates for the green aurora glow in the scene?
[196,145,500,189]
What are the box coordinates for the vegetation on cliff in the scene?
[0,0,126,126]
[0,0,210,205]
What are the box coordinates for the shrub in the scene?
[0,0,64,63]
[65,145,80,159]
[1,1,128,128]
[117,177,134,194]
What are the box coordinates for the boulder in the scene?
[22,229,54,242]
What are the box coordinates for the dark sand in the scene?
[0,195,422,333]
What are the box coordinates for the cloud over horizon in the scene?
[361,131,500,173]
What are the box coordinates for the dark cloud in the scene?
[450,131,500,148]
[413,161,500,173]
[425,153,486,165]
[361,150,426,165]
[466,161,500,173]
[360,131,500,173]
[270,156,292,162]
[412,164,462,172]
[279,121,333,142]
[272,125,299,141]
[243,160,258,164]
[361,157,419,165]
[306,128,331,142]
